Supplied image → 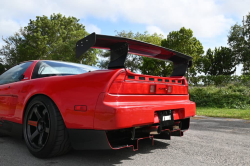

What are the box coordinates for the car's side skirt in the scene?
[0,119,23,139]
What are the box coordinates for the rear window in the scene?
[32,61,99,78]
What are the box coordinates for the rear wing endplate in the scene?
[76,33,192,76]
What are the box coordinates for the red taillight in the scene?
[109,72,188,95]
[154,112,160,123]
[114,71,126,81]
[109,71,126,94]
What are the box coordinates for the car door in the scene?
[0,61,33,118]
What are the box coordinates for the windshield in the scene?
[0,61,33,85]
[35,61,99,77]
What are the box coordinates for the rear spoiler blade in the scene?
[76,33,192,76]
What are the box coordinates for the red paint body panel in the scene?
[0,61,195,132]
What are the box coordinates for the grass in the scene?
[196,107,250,120]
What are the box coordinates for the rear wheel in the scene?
[23,95,71,158]
[0,132,8,137]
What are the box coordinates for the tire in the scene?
[23,95,71,158]
[0,133,9,137]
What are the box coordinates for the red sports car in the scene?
[0,33,195,158]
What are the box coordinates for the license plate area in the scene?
[157,110,174,127]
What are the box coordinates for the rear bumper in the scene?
[94,93,195,130]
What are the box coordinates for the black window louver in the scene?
[128,76,135,79]
[139,77,145,80]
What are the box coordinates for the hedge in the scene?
[189,85,250,109]
[189,75,250,86]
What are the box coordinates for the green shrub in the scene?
[189,75,250,86]
[189,85,250,109]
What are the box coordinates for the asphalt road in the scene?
[1,116,250,166]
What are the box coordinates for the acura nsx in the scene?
[0,33,195,158]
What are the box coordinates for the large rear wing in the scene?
[76,33,192,76]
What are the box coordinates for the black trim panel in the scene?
[68,129,111,150]
[0,120,23,139]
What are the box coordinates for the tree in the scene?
[228,13,250,74]
[139,57,173,76]
[161,27,204,77]
[137,33,172,76]
[202,47,236,76]
[0,13,99,68]
[99,31,164,73]
[0,32,25,67]
[0,62,6,74]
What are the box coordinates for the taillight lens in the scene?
[114,71,126,81]
[109,71,126,94]
[109,72,188,95]
[154,112,160,123]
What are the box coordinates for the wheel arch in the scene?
[22,94,63,124]
[22,93,71,158]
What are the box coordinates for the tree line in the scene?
[1,13,250,78]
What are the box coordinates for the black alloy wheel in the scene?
[23,95,71,158]
[26,102,50,150]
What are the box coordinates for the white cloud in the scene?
[235,64,243,76]
[85,24,101,34]
[0,0,239,38]
[146,26,167,37]
[0,20,22,37]
[117,0,235,38]
[0,40,4,49]
[1,0,250,50]
[219,0,250,20]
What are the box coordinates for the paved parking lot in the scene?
[1,116,250,166]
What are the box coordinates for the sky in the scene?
[0,0,249,74]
